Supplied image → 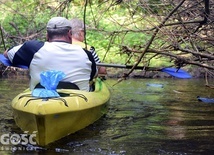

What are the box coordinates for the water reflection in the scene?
[0,77,213,154]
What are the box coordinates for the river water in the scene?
[0,77,214,154]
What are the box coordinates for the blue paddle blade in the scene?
[0,54,12,66]
[161,67,192,79]
[197,96,214,103]
[0,54,28,69]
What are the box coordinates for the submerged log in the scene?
[0,63,29,77]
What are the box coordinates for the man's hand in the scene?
[3,49,8,58]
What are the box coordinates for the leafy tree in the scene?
[0,0,213,86]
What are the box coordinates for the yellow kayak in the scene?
[11,78,110,146]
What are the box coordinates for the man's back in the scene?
[30,41,95,91]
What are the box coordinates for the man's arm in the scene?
[6,40,44,67]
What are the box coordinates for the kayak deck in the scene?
[11,78,110,146]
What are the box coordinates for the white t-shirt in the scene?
[7,40,97,91]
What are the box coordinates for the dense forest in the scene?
[0,0,213,85]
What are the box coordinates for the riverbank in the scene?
[0,64,29,77]
[105,67,210,79]
[0,63,211,79]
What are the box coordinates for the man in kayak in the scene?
[70,18,107,76]
[4,17,97,91]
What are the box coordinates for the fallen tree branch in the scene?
[123,0,186,79]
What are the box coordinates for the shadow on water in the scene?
[0,78,214,154]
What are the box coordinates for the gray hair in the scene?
[70,18,85,38]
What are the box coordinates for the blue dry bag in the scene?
[32,70,65,97]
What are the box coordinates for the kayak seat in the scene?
[35,81,80,90]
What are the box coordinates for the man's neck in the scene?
[49,37,71,43]
[72,38,82,42]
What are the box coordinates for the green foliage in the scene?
[1,0,57,47]
[0,0,174,67]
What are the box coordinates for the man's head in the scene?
[46,17,72,42]
[70,18,85,42]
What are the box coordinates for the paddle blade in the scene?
[0,54,12,66]
[161,67,192,79]
[0,54,28,69]
[197,96,214,103]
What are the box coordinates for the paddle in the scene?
[0,54,191,78]
[97,63,192,79]
[0,54,28,69]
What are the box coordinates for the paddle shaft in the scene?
[97,63,192,79]
[97,63,160,71]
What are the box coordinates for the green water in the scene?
[0,77,214,154]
